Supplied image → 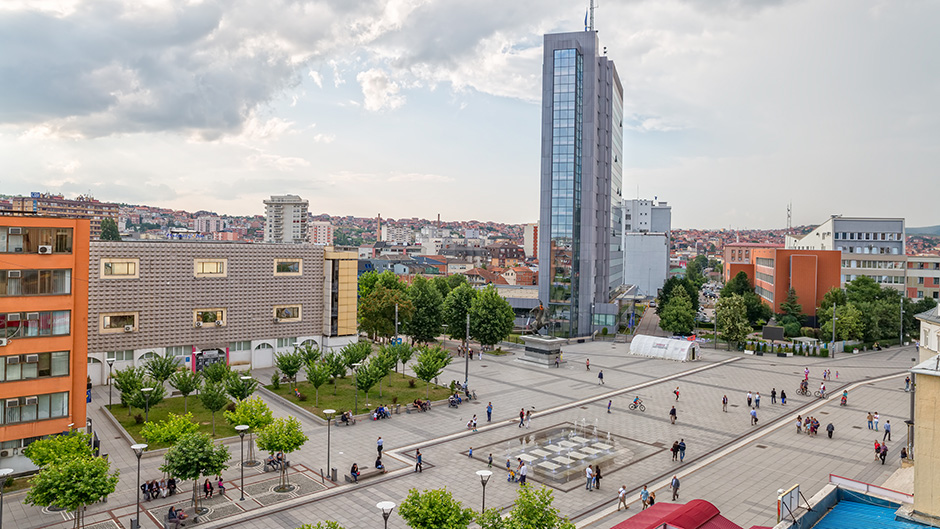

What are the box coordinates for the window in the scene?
[100,312,138,333]
[274,305,302,322]
[194,308,226,326]
[0,269,71,296]
[1,310,70,338]
[105,350,134,361]
[194,259,227,277]
[276,337,297,348]
[756,272,774,285]
[0,392,69,425]
[101,258,139,279]
[755,258,774,268]
[229,341,251,351]
[0,227,72,254]
[274,259,302,276]
[0,351,69,382]
[166,346,187,357]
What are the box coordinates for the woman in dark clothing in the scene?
[594,465,602,489]
[203,478,214,499]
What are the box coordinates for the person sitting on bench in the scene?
[276,451,285,467]
[265,453,279,470]
[375,456,387,473]
[167,506,187,528]
[340,411,351,425]
[167,477,177,496]
[350,463,360,483]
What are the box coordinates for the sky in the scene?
[1,0,937,229]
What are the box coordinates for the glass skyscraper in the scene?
[538,31,623,337]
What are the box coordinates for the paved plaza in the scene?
[4,338,918,529]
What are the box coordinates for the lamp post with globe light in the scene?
[323,409,336,480]
[377,501,395,529]
[131,443,148,529]
[235,425,249,501]
[0,468,13,529]
[141,387,153,423]
[476,470,492,511]
[106,358,115,407]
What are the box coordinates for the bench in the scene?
[263,460,291,473]
[334,416,357,427]
[164,513,196,528]
[344,467,385,483]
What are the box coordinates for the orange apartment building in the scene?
[0,216,89,473]
[723,242,841,320]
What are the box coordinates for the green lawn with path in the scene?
[266,373,451,418]
[107,396,236,449]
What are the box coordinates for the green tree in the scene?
[716,294,752,347]
[322,352,347,394]
[202,361,231,385]
[412,345,452,399]
[742,291,773,326]
[199,382,229,436]
[23,431,93,467]
[99,217,121,241]
[721,271,752,297]
[358,270,380,300]
[820,287,848,310]
[145,354,179,386]
[297,523,346,529]
[431,276,452,300]
[398,488,474,529]
[406,276,444,343]
[169,370,201,413]
[820,303,864,342]
[477,485,575,529]
[373,347,397,397]
[141,412,199,445]
[382,342,414,376]
[353,357,383,411]
[359,285,414,340]
[26,456,120,529]
[659,287,695,335]
[469,285,515,347]
[443,283,477,340]
[359,270,407,301]
[125,380,166,414]
[255,417,308,490]
[447,274,469,290]
[341,341,372,372]
[275,351,304,386]
[909,297,938,335]
[223,396,274,464]
[111,366,144,414]
[778,288,804,324]
[846,275,882,304]
[296,342,321,365]
[224,371,259,401]
[304,360,331,406]
[160,433,229,513]
[660,276,700,314]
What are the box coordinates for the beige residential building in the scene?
[264,195,308,244]
[11,193,118,239]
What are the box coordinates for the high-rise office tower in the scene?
[264,195,309,244]
[537,30,623,337]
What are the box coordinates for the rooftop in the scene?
[812,497,924,529]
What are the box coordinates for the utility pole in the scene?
[831,302,837,354]
[394,304,399,344]
[900,295,904,347]
[714,305,718,350]
[464,312,471,386]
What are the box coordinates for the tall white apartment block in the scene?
[309,220,334,246]
[621,198,671,296]
[380,224,413,245]
[264,195,309,244]
[195,215,224,233]
[523,222,538,259]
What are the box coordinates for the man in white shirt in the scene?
[586,465,594,491]
[618,485,629,510]
[518,460,527,485]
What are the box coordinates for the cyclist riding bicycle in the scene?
[819,382,826,398]
[841,390,848,405]
[800,380,808,392]
[633,396,642,406]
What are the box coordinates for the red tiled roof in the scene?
[609,500,745,529]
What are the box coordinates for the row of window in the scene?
[756,285,774,303]
[914,291,940,300]
[100,305,303,333]
[0,311,71,339]
[834,232,901,241]
[0,351,69,382]
[842,274,904,284]
[102,338,302,362]
[841,260,904,270]
[755,258,774,268]
[0,269,71,297]
[756,272,774,285]
[0,227,73,254]
[1,392,69,425]
[909,262,940,270]
[838,246,900,255]
[100,258,303,279]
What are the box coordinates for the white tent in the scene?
[628,335,701,362]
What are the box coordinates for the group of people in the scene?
[670,439,687,462]
[796,414,832,437]
[141,478,177,500]
[585,464,603,490]
[265,451,286,470]
[202,477,225,499]
[456,345,481,360]
[506,458,529,484]
[372,404,392,420]
[411,398,429,411]
[339,410,356,425]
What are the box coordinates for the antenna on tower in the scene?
[786,202,792,235]
[590,0,596,31]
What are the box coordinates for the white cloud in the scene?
[387,172,453,183]
[308,71,323,88]
[356,68,405,111]
[246,152,310,171]
[313,133,336,143]
[46,159,81,174]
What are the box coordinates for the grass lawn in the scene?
[266,373,451,418]
[3,475,33,493]
[107,396,237,449]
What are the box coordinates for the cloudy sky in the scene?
[1,0,937,228]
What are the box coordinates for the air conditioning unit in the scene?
[5,399,18,408]
[38,245,53,254]
[124,325,134,332]
[24,396,37,406]
[26,312,39,321]
[7,271,21,278]
[25,354,39,363]
[195,321,203,328]
[6,314,20,321]
[0,450,10,458]
[215,320,223,326]
[6,356,19,365]
[8,228,22,235]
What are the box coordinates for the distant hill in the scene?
[908,226,940,236]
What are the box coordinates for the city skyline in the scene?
[1,1,937,228]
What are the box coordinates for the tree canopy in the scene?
[443,283,477,340]
[406,276,444,343]
[141,412,199,445]
[23,431,93,467]
[658,276,699,314]
[359,285,414,340]
[255,417,308,489]
[469,285,515,346]
[477,485,575,529]
[160,433,229,512]
[169,370,201,413]
[659,287,695,335]
[412,345,453,399]
[99,217,121,241]
[26,455,120,529]
[716,294,752,346]
[398,488,474,529]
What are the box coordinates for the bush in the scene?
[601,327,609,336]
[226,402,237,412]
[271,369,281,390]
[392,396,398,404]
[408,379,416,388]
[134,414,144,425]
[298,393,307,402]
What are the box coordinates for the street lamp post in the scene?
[239,375,254,463]
[131,443,148,529]
[377,501,396,529]
[235,425,249,501]
[141,388,153,423]
[464,312,470,386]
[0,468,13,529]
[106,358,115,408]
[476,469,492,511]
[323,409,336,480]
[352,363,362,414]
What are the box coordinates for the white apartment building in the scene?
[623,198,672,234]
[309,220,334,246]
[264,195,309,244]
[380,224,413,245]
[620,198,671,296]
[523,223,538,259]
[195,215,225,233]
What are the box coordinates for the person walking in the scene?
[884,420,891,442]
[747,391,753,407]
[874,412,880,431]
[826,423,834,438]
[678,439,687,462]
[607,400,612,414]
[585,465,594,491]
[598,370,605,385]
[722,395,728,412]
[905,376,911,392]
[586,358,590,371]
[880,444,888,465]
[867,412,874,430]
[594,464,602,489]
[525,409,533,429]
[755,392,761,409]
[671,441,679,461]
[486,402,493,422]
[488,453,493,468]
[874,441,881,461]
[669,406,677,424]
[618,485,629,511]
[780,389,787,405]
[414,449,422,472]
[640,485,650,509]
[771,388,777,404]
[674,387,680,401]
[555,356,560,368]
[796,415,802,434]
[377,437,384,457]
[671,476,680,500]
[519,408,525,428]
[518,459,527,485]
[750,407,758,426]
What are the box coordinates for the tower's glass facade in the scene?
[548,48,583,337]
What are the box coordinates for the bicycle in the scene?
[628,402,646,412]
[814,391,829,399]
[796,388,809,396]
